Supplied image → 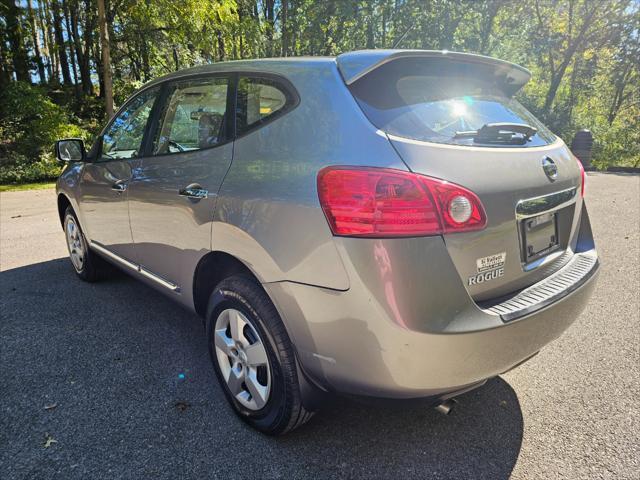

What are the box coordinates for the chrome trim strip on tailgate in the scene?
[481,250,598,322]
[516,187,577,219]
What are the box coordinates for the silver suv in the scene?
[55,50,599,435]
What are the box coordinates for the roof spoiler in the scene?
[337,49,531,94]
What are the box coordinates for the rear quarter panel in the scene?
[214,60,406,290]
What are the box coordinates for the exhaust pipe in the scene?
[434,399,456,415]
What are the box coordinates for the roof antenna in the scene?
[392,21,417,48]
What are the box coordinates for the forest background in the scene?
[0,0,638,184]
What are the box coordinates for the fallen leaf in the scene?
[44,434,58,448]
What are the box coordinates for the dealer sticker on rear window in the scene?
[468,252,506,286]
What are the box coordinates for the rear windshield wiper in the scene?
[454,123,538,144]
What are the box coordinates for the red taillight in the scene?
[317,167,487,237]
[575,156,586,197]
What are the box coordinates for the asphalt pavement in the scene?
[1,172,638,479]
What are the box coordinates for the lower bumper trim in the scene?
[482,250,599,322]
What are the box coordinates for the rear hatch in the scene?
[342,51,583,300]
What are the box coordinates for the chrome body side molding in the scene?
[90,241,181,293]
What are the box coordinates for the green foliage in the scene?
[0,82,92,183]
[0,82,89,155]
[113,78,144,106]
[0,151,62,184]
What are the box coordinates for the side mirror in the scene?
[55,138,86,162]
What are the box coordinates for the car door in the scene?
[127,74,233,299]
[77,86,160,262]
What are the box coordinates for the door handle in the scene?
[111,180,127,192]
[179,183,209,199]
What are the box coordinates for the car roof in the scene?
[137,49,531,97]
[144,56,336,88]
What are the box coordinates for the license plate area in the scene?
[520,212,559,263]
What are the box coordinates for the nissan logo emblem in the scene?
[542,157,558,181]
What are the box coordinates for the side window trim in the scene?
[235,73,300,139]
[140,82,171,158]
[147,73,235,158]
[92,85,162,162]
[228,72,239,144]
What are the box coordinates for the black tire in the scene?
[205,275,314,435]
[63,206,112,282]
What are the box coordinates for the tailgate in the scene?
[389,136,583,300]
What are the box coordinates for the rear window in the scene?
[236,77,291,135]
[349,57,555,147]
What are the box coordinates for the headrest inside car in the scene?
[198,112,223,148]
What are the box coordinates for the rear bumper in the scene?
[264,209,599,400]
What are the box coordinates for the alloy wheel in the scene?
[65,216,85,272]
[213,308,271,410]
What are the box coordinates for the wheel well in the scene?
[193,251,258,318]
[57,194,71,227]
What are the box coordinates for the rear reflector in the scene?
[317,167,486,237]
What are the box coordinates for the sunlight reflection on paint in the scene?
[373,241,407,329]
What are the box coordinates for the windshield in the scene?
[349,57,555,147]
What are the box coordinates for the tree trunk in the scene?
[94,41,104,99]
[281,0,288,56]
[0,28,13,88]
[82,0,95,94]
[50,0,73,85]
[366,1,375,49]
[3,0,31,82]
[543,5,597,112]
[238,5,244,59]
[42,0,59,84]
[97,0,114,117]
[62,0,81,97]
[27,0,47,82]
[35,0,53,81]
[69,0,91,94]
[264,0,275,57]
[608,62,633,125]
[172,46,179,70]
[479,1,500,55]
[215,10,225,61]
[216,31,225,61]
[140,38,151,81]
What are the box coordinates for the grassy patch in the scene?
[0,181,56,192]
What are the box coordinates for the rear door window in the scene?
[152,76,229,155]
[236,77,291,134]
[349,57,555,147]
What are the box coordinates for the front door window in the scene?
[152,78,229,155]
[100,87,159,160]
